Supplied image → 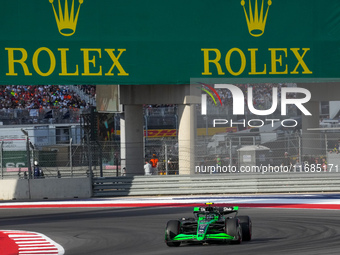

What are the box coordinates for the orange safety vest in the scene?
[150,158,159,168]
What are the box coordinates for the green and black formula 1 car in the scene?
[165,203,252,247]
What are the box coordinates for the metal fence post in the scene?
[21,129,32,179]
[299,132,302,164]
[70,138,73,177]
[87,133,93,178]
[1,141,3,179]
[98,141,103,177]
[115,152,119,177]
[27,136,32,179]
[324,133,328,156]
[165,143,168,175]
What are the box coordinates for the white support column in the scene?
[302,100,322,156]
[120,105,144,176]
[178,104,196,175]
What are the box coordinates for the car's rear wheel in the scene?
[165,220,181,247]
[225,218,242,244]
[237,216,252,241]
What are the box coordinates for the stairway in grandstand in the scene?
[71,85,96,106]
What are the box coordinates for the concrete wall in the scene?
[0,178,92,200]
[0,179,30,200]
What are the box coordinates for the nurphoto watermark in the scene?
[195,164,294,174]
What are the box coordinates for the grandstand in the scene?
[0,83,336,133]
[0,85,96,125]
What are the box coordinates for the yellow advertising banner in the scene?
[115,128,237,138]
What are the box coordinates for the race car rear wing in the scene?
[193,203,239,216]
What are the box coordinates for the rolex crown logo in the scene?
[241,0,272,37]
[49,0,83,36]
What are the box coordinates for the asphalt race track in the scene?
[1,206,340,255]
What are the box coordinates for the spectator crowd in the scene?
[0,85,95,110]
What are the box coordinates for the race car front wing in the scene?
[172,233,236,242]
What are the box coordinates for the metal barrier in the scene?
[92,172,340,197]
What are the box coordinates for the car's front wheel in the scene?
[165,220,181,247]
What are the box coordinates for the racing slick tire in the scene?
[237,216,252,241]
[225,218,242,244]
[165,220,181,247]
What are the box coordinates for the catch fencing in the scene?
[1,131,340,180]
[197,131,340,173]
[0,138,121,179]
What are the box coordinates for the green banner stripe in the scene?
[0,0,338,85]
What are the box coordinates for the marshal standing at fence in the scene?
[282,152,292,167]
[150,154,159,175]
